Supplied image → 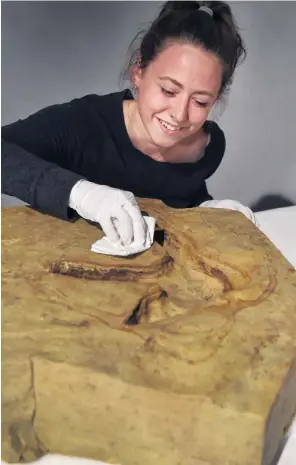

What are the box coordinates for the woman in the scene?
[2,1,257,248]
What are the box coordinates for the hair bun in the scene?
[157,1,200,19]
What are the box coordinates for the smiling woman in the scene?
[123,43,222,162]
[2,1,257,249]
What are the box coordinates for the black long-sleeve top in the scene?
[2,89,226,219]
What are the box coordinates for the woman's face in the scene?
[134,42,222,149]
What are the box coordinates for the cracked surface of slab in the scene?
[2,200,296,465]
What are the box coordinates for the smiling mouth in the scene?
[157,118,184,133]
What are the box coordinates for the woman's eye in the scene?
[195,100,209,108]
[161,87,175,97]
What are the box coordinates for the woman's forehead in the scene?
[151,42,221,71]
[147,43,222,93]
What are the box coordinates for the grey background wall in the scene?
[2,1,296,209]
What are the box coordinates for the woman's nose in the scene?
[170,99,189,123]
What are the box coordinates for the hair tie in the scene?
[199,6,213,17]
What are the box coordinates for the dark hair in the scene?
[122,1,246,98]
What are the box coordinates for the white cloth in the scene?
[91,216,156,256]
[199,199,259,226]
[69,180,149,247]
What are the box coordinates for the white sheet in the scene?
[2,206,296,465]
[256,206,296,269]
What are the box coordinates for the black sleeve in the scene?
[191,181,213,206]
[191,121,226,206]
[1,101,86,219]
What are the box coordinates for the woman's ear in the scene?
[129,54,142,90]
[131,64,142,90]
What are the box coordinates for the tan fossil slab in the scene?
[2,201,296,465]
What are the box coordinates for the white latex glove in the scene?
[69,180,149,246]
[199,199,259,227]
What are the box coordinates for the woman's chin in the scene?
[148,126,183,148]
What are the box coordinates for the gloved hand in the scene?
[69,180,149,246]
[199,199,259,227]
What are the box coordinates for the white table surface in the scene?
[2,206,296,465]
[256,206,296,269]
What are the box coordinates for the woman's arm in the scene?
[2,101,86,219]
[2,139,83,219]
[2,99,149,246]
